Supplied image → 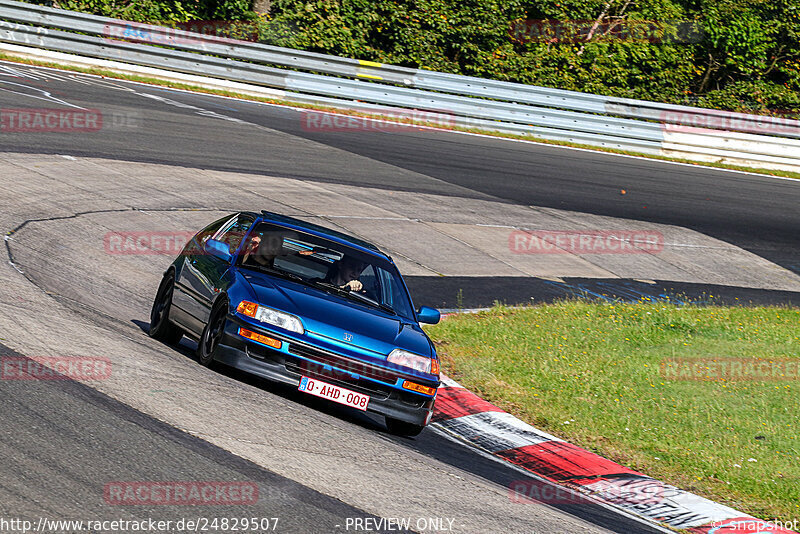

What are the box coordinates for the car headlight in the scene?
[237,301,304,334]
[387,349,439,375]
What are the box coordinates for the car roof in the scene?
[251,210,389,259]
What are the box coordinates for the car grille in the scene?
[284,359,393,400]
[288,343,402,384]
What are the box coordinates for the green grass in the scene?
[425,301,800,521]
[1,51,800,182]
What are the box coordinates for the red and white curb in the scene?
[432,375,797,534]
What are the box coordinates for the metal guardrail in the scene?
[3,0,797,141]
[0,0,798,171]
[0,0,416,83]
[0,21,667,142]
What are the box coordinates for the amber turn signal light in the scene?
[238,328,282,349]
[237,301,258,318]
[402,380,436,396]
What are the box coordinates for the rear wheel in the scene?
[385,417,425,437]
[197,300,227,367]
[149,273,183,345]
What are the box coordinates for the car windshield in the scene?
[237,223,416,320]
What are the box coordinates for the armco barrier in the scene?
[0,22,668,143]
[0,0,798,171]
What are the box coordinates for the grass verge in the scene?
[1,51,799,182]
[424,301,800,521]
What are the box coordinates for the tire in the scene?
[385,417,425,437]
[149,273,184,345]
[197,299,228,367]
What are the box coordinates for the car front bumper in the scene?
[214,316,437,427]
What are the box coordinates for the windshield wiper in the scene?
[360,293,397,315]
[312,280,352,297]
[344,290,396,315]
[313,281,397,315]
[246,269,400,317]
[379,303,398,315]
[244,264,312,286]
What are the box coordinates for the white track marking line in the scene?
[0,79,85,108]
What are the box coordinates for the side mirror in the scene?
[204,239,232,262]
[416,306,440,325]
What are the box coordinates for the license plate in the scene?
[298,376,370,411]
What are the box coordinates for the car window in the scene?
[359,264,378,301]
[377,267,414,318]
[214,215,255,254]
[185,214,235,254]
[240,223,415,319]
[274,254,328,279]
[200,214,234,240]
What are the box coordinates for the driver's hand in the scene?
[244,236,261,256]
[343,280,363,292]
[242,236,261,261]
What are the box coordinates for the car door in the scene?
[171,214,232,334]
[175,214,254,334]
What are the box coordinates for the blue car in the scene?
[149,211,441,436]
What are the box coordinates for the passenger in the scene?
[242,234,283,268]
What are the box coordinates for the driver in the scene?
[326,256,366,292]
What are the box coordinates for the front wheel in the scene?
[385,417,425,437]
[197,300,227,367]
[149,273,183,345]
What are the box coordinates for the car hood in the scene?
[240,270,432,358]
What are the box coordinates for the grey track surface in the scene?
[0,60,795,534]
[1,61,799,309]
[0,166,667,534]
[0,343,393,534]
[1,61,798,273]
